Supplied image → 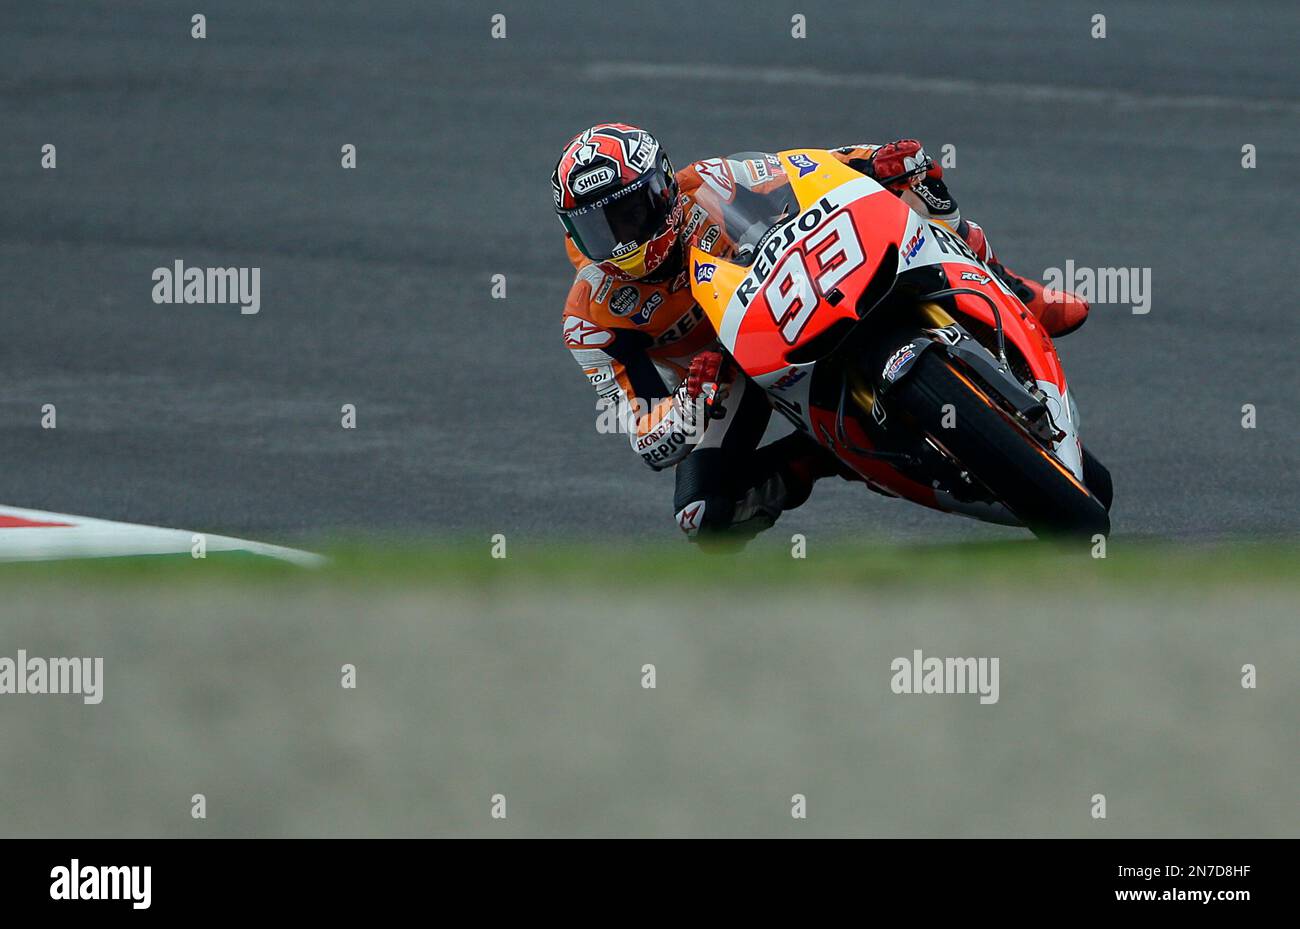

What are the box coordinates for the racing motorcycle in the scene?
[689,149,1112,537]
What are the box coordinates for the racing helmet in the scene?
[552,123,681,280]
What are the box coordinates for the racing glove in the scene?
[685,351,724,400]
[632,353,725,470]
[685,350,730,418]
[869,139,941,190]
[863,140,962,229]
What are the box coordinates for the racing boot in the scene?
[991,261,1090,337]
[675,435,855,551]
[960,220,1090,338]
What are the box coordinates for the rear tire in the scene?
[891,351,1111,538]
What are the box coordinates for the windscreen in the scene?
[710,152,798,267]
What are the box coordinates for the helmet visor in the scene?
[558,171,676,262]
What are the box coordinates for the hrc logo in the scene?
[902,228,926,264]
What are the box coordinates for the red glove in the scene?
[871,139,940,189]
[685,351,725,400]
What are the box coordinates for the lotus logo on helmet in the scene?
[605,126,657,172]
[573,165,616,195]
[694,261,716,284]
[625,133,655,171]
[611,240,639,258]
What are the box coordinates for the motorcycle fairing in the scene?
[690,150,910,377]
[688,148,1089,499]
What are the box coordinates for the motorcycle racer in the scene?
[554,123,1089,544]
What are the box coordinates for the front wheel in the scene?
[891,351,1111,538]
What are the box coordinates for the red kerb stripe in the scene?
[0,516,74,528]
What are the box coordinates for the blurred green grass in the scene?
[1,537,1295,590]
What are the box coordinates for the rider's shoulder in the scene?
[678,151,785,198]
[564,262,680,330]
[561,266,619,351]
[563,262,617,325]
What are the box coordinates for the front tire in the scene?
[1083,445,1113,512]
[891,351,1111,538]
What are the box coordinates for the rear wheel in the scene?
[891,351,1111,538]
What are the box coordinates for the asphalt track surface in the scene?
[4,1,1298,547]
